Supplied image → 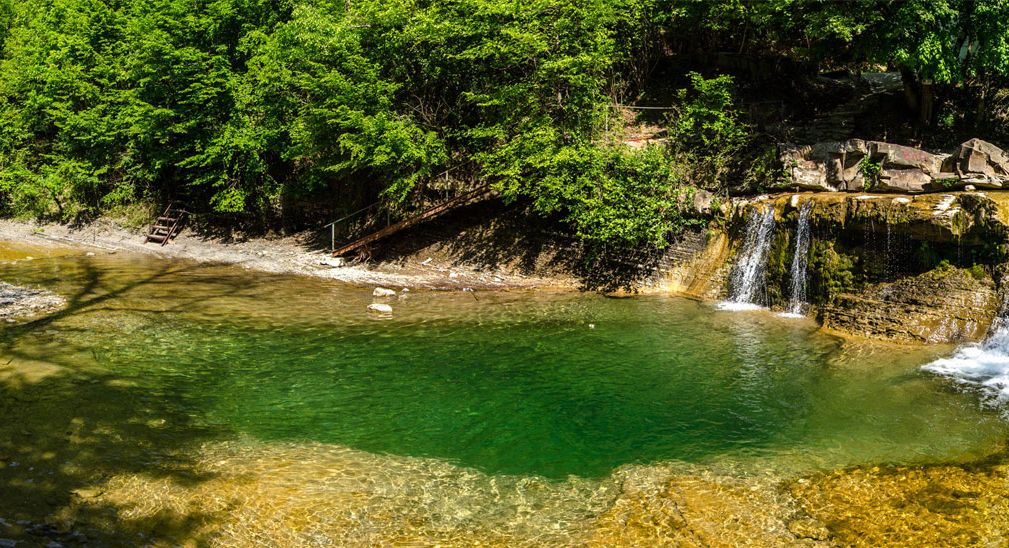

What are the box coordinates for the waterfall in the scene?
[720,204,776,310]
[783,200,813,316]
[924,301,1009,405]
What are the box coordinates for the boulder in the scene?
[867,141,944,174]
[954,138,1009,179]
[873,168,931,193]
[780,139,986,194]
[320,257,346,267]
[367,303,392,313]
[780,143,837,191]
[791,162,834,191]
[781,140,872,191]
[690,189,716,215]
[372,287,396,297]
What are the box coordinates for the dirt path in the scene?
[0,219,576,290]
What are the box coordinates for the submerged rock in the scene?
[790,461,1009,548]
[372,287,396,297]
[0,282,65,320]
[583,470,831,548]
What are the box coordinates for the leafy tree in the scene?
[0,0,130,218]
[668,72,749,191]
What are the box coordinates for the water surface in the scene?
[0,243,1006,544]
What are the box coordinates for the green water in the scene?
[0,246,1006,482]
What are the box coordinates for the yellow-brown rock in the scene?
[790,462,1009,548]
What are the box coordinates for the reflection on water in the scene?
[0,241,1006,546]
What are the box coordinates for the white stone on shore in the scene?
[373,287,396,297]
[320,257,345,267]
[367,303,392,313]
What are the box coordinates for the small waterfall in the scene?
[885,220,893,278]
[783,200,813,316]
[721,204,776,310]
[924,300,1009,405]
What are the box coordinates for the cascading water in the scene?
[781,200,813,317]
[924,299,1009,406]
[720,204,776,310]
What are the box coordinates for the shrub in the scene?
[667,72,750,191]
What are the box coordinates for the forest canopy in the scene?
[1,0,1008,249]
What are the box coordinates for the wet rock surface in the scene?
[0,282,65,321]
[58,443,1009,548]
[791,461,1009,548]
[583,471,831,548]
[822,267,998,344]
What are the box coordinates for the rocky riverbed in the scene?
[0,281,65,321]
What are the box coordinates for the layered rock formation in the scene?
[652,190,1009,344]
[781,138,1009,194]
[822,267,998,343]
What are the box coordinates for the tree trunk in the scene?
[900,67,920,114]
[976,80,988,127]
[919,80,934,126]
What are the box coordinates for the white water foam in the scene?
[923,318,1009,404]
[716,301,766,311]
[784,200,813,316]
[724,205,776,309]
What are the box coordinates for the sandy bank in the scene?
[0,219,576,291]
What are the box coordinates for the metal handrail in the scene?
[322,202,381,252]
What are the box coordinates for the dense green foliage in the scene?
[1,0,1009,250]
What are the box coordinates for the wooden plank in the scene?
[333,185,493,257]
[144,202,186,246]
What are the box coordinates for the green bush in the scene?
[667,72,750,191]
[859,157,882,190]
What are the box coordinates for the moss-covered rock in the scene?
[656,190,1009,344]
[821,266,999,343]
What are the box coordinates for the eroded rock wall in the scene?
[656,190,1009,344]
[641,229,732,299]
[822,268,998,343]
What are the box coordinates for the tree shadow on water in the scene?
[0,262,249,547]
